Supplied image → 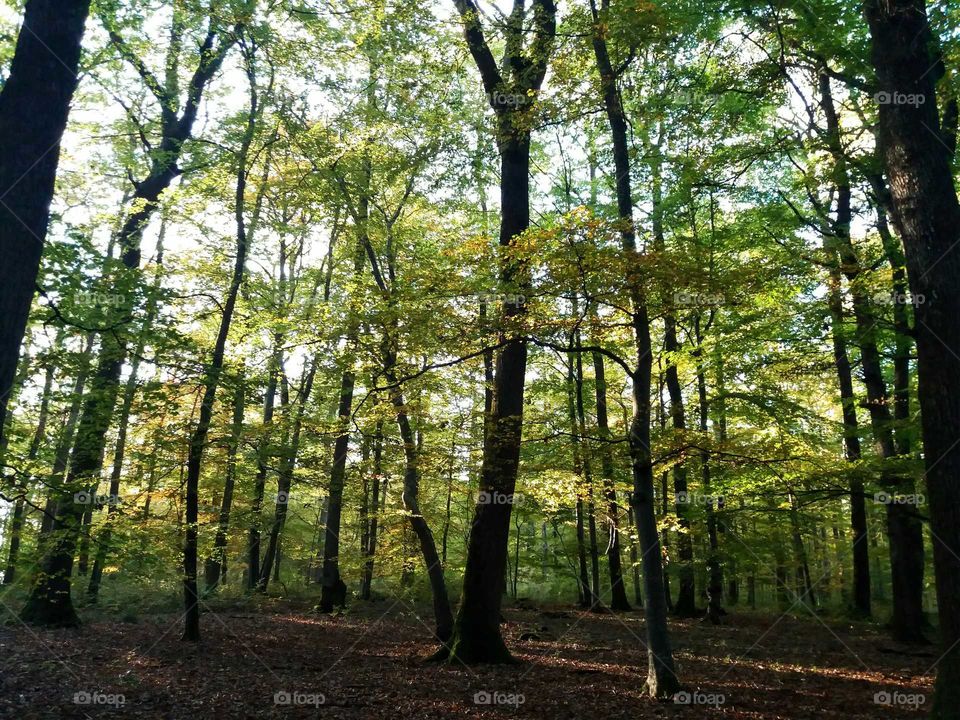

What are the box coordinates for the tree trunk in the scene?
[181,48,257,637]
[248,337,281,589]
[592,348,630,611]
[21,18,233,627]
[204,373,244,593]
[0,0,91,440]
[820,73,922,638]
[590,0,678,695]
[444,0,555,664]
[695,320,723,624]
[258,356,317,592]
[360,421,383,599]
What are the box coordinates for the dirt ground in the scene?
[0,599,935,719]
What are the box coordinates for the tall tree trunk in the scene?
[385,362,454,642]
[444,0,555,664]
[360,420,383,599]
[820,73,922,638]
[0,0,91,440]
[652,148,696,618]
[204,372,244,592]
[695,319,723,624]
[257,356,317,592]
[592,348,630,611]
[21,18,234,627]
[181,44,257,638]
[248,338,281,589]
[573,337,602,607]
[821,189,871,617]
[590,0,678,696]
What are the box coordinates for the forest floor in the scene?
[0,596,935,719]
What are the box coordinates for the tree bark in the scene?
[0,0,91,441]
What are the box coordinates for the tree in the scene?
[442,0,557,664]
[865,0,960,714]
[589,0,679,696]
[0,0,91,443]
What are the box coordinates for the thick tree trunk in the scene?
[444,0,555,665]
[0,0,91,440]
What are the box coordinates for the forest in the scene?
[0,0,958,717]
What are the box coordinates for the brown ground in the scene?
[0,600,935,719]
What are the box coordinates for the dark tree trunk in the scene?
[204,374,244,592]
[0,0,91,440]
[592,349,630,611]
[590,0,678,695]
[567,342,600,609]
[573,340,602,608]
[181,47,257,637]
[820,73,922,638]
[823,218,871,616]
[386,365,454,642]
[360,421,383,599]
[695,320,723,624]
[444,0,555,665]
[655,172,696,618]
